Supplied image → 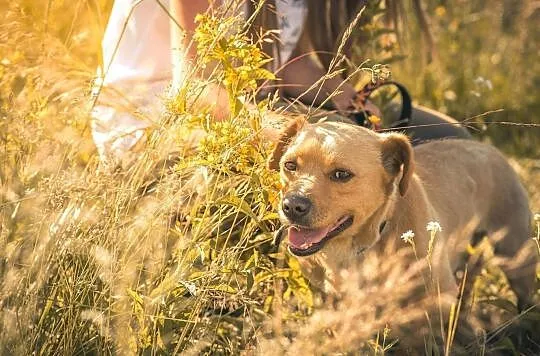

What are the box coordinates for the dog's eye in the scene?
[330,169,353,182]
[284,161,297,171]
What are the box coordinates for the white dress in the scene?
[91,0,306,163]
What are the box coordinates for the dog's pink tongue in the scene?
[288,226,331,249]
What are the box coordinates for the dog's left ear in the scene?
[267,117,305,171]
[380,133,414,196]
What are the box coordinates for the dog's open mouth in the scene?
[287,215,354,256]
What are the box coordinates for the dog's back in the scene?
[413,139,536,309]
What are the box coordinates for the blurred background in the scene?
[354,0,539,157]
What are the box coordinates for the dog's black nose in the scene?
[282,194,312,220]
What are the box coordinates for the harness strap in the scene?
[349,80,412,130]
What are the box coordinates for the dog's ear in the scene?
[380,133,414,196]
[267,117,305,171]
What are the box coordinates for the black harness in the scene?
[349,80,412,131]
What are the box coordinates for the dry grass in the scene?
[1,1,539,355]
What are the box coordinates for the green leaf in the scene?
[250,68,276,81]
[212,195,269,232]
[262,212,279,221]
[254,269,291,286]
[208,283,237,294]
[126,288,144,306]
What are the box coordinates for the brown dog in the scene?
[269,118,537,311]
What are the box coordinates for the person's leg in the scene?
[404,104,472,144]
[92,0,173,167]
[383,101,472,144]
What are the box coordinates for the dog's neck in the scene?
[378,174,439,255]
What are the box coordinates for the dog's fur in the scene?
[269,118,537,310]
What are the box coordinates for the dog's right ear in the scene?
[380,133,414,196]
[267,117,305,171]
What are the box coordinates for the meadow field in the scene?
[1,0,539,354]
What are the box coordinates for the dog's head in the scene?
[268,118,414,258]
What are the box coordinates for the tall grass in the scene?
[0,1,539,355]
